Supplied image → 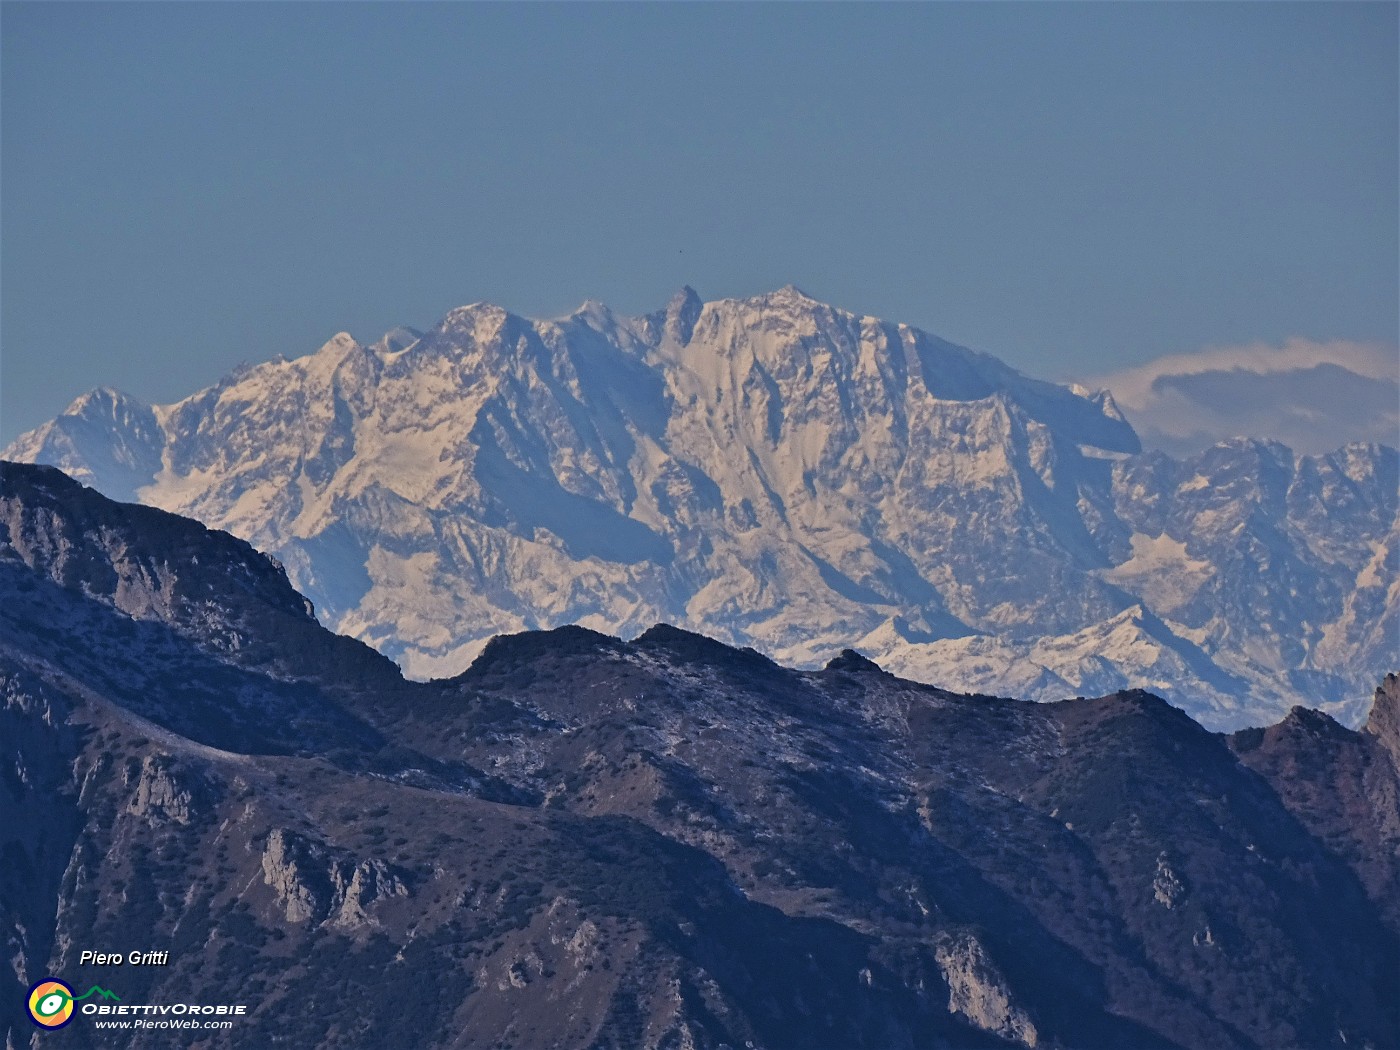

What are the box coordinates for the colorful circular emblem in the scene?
[27,979,75,1029]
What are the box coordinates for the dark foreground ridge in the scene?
[2,461,1397,1049]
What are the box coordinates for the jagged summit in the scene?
[4,287,1394,727]
[764,282,817,302]
[64,385,140,411]
[370,325,423,355]
[317,331,359,353]
[1364,673,1400,766]
[823,648,888,675]
[5,388,164,504]
[659,285,704,345]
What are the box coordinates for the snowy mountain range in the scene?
[6,286,1395,727]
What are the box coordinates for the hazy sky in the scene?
[2,2,1396,446]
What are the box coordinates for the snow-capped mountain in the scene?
[6,287,1395,727]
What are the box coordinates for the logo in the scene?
[26,979,120,1029]
[27,979,75,1029]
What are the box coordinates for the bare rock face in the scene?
[261,829,329,924]
[124,754,196,825]
[1152,852,1187,909]
[1364,672,1400,769]
[329,855,409,929]
[261,828,407,927]
[934,932,1039,1048]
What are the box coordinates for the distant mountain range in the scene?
[6,287,1395,727]
[3,460,1397,1049]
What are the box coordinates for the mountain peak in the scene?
[667,284,702,311]
[823,648,888,675]
[443,301,512,325]
[570,297,614,319]
[633,623,778,672]
[1071,385,1129,425]
[64,385,149,416]
[1364,673,1400,768]
[306,333,364,369]
[662,285,703,344]
[371,326,423,356]
[1279,705,1353,739]
[724,284,831,318]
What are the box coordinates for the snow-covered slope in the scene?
[6,287,1394,727]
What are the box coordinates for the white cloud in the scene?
[1078,339,1399,456]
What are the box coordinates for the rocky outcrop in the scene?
[1364,672,1400,769]
[1152,852,1187,909]
[124,754,198,825]
[260,829,328,924]
[934,932,1039,1048]
[260,828,407,928]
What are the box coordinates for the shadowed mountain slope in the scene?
[2,462,1396,1049]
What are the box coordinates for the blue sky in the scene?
[2,2,1396,446]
